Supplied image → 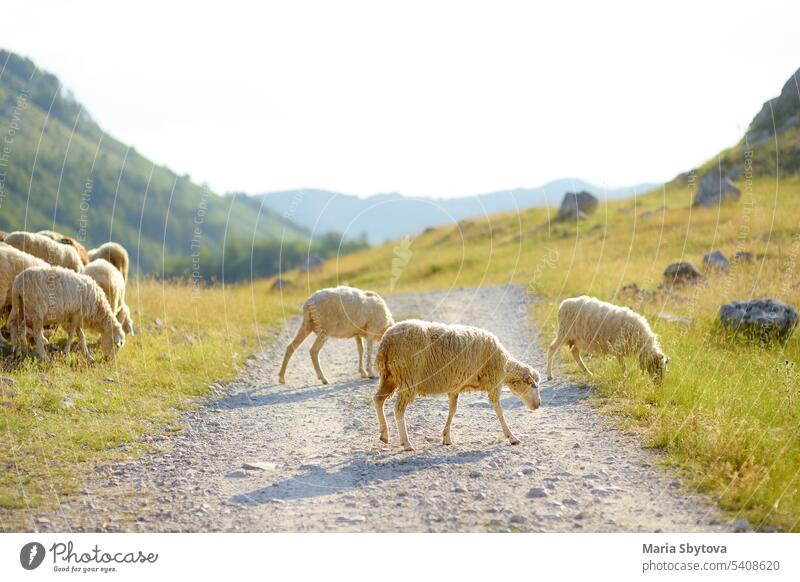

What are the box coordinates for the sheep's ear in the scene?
[523,373,534,384]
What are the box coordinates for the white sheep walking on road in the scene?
[374,319,541,451]
[546,295,668,384]
[8,265,125,360]
[278,286,394,384]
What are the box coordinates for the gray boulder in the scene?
[719,299,798,342]
[693,168,741,207]
[556,191,598,222]
[748,67,800,137]
[703,250,730,272]
[733,251,754,263]
[663,262,704,287]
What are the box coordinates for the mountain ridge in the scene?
[256,179,659,243]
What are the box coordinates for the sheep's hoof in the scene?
[508,436,521,445]
[278,376,286,384]
[442,437,452,446]
[379,433,389,444]
[401,443,415,452]
[368,373,378,380]
[320,378,329,385]
[546,374,553,381]
[359,369,369,379]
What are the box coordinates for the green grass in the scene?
[0,277,310,529]
[316,168,800,531]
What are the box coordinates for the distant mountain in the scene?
[0,49,309,275]
[256,180,659,243]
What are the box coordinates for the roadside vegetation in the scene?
[317,167,800,531]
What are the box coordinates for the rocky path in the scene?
[41,286,724,532]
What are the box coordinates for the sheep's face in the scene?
[507,365,541,410]
[101,326,125,357]
[643,350,668,385]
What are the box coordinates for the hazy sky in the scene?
[4,1,799,198]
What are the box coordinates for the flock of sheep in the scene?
[0,230,133,361]
[279,285,668,451]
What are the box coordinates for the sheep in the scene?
[3,231,83,272]
[83,259,135,335]
[546,295,668,384]
[87,242,129,282]
[8,265,125,361]
[0,245,48,340]
[37,230,90,266]
[278,286,394,385]
[374,319,541,451]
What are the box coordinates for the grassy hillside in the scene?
[293,128,800,530]
[0,49,309,276]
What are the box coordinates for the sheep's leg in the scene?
[373,374,397,444]
[278,321,312,383]
[355,337,369,378]
[546,334,565,380]
[442,393,459,445]
[64,323,77,355]
[309,334,330,384]
[490,392,520,445]
[617,355,626,374]
[570,345,593,377]
[365,339,376,378]
[78,328,94,363]
[395,389,416,451]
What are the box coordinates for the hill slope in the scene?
[0,49,309,274]
[278,66,800,530]
[257,179,658,243]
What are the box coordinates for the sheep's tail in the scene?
[375,336,390,377]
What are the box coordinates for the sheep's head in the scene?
[505,360,541,410]
[101,320,126,357]
[640,347,668,385]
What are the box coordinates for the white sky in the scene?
[4,1,799,198]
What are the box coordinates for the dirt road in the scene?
[41,286,724,532]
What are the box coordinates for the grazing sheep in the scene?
[8,265,125,361]
[83,259,135,335]
[37,230,90,266]
[278,286,394,385]
[546,296,668,384]
[87,242,129,282]
[3,231,83,272]
[0,245,48,340]
[374,319,541,451]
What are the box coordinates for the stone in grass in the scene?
[526,487,549,499]
[733,518,750,533]
[703,250,730,272]
[719,299,798,343]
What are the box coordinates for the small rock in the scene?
[474,492,487,501]
[703,250,730,272]
[336,515,366,524]
[226,469,248,478]
[453,486,467,494]
[719,299,798,342]
[526,487,549,499]
[663,261,705,287]
[468,470,482,479]
[733,251,754,263]
[734,518,750,533]
[242,461,278,471]
[669,479,681,489]
[509,514,527,524]
[521,468,534,475]
[488,518,503,526]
